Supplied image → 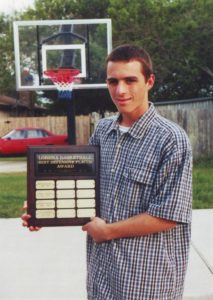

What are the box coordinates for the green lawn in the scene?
[0,156,26,161]
[192,154,213,208]
[193,171,213,208]
[0,155,212,218]
[0,172,26,217]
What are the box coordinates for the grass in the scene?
[0,156,26,161]
[192,154,213,209]
[193,168,213,208]
[0,155,212,218]
[0,172,26,218]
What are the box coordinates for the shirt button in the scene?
[111,169,115,173]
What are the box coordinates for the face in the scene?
[106,60,155,126]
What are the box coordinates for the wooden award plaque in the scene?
[27,145,100,227]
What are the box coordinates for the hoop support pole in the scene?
[67,92,76,145]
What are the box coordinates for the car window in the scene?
[27,130,39,138]
[37,129,49,137]
[3,130,26,139]
[17,130,26,139]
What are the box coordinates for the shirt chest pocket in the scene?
[120,167,156,215]
[123,167,156,186]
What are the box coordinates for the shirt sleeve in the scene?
[89,120,102,146]
[89,117,114,146]
[147,139,193,224]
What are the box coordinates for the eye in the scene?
[106,78,118,86]
[125,77,138,84]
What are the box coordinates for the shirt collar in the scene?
[106,102,157,139]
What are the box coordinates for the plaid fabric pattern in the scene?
[87,103,192,300]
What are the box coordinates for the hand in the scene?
[21,201,41,232]
[82,217,110,243]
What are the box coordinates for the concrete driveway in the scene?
[0,210,212,300]
[0,160,27,172]
[0,220,87,300]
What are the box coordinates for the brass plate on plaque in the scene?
[56,180,75,189]
[76,180,95,189]
[57,200,76,208]
[57,209,76,218]
[36,180,55,189]
[56,189,75,199]
[36,190,55,199]
[77,208,96,218]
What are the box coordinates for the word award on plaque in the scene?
[27,145,100,227]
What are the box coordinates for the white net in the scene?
[54,81,74,99]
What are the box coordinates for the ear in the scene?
[147,74,155,90]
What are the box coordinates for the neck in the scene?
[119,103,149,127]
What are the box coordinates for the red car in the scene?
[0,128,68,155]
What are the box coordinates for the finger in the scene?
[22,220,28,227]
[29,226,41,232]
[23,201,27,210]
[82,224,87,231]
[21,213,31,221]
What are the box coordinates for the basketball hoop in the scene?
[43,68,80,99]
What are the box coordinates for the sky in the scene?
[0,0,35,15]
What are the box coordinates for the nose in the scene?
[116,81,127,95]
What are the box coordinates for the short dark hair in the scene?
[106,44,153,81]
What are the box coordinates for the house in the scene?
[0,95,46,118]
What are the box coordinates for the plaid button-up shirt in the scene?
[87,103,192,300]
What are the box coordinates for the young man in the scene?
[82,44,192,299]
[22,44,192,299]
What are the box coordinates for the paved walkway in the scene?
[184,209,213,300]
[0,210,212,300]
[0,161,27,173]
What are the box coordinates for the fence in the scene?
[157,108,213,158]
[0,115,91,145]
[0,109,213,157]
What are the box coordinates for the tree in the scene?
[109,0,213,101]
[24,0,109,20]
[0,0,212,113]
[0,14,16,97]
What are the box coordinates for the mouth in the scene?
[116,98,131,105]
